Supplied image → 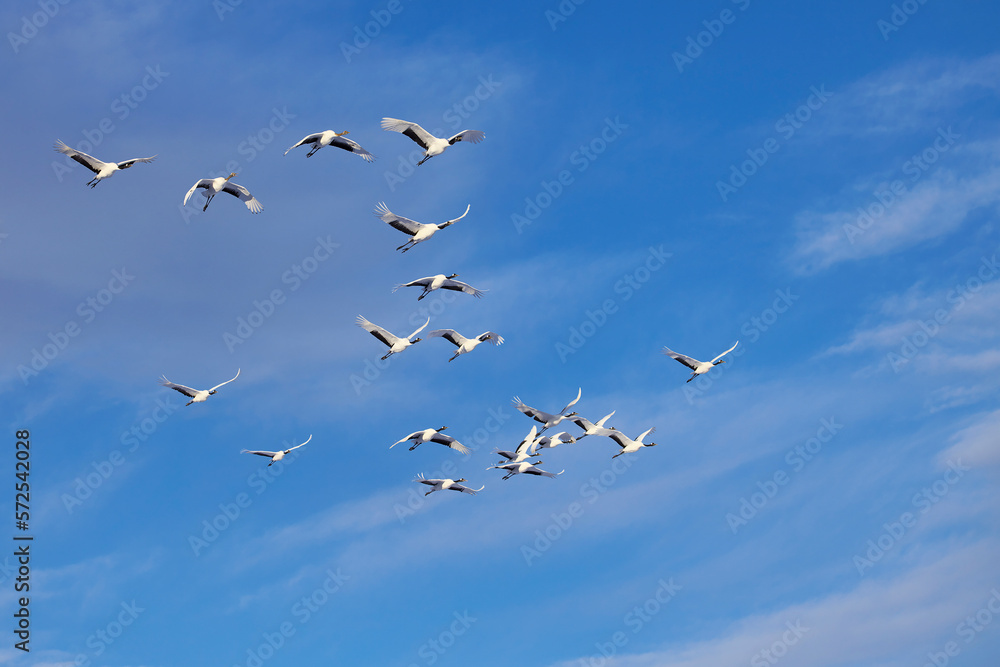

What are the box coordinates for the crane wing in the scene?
[561,387,582,414]
[54,140,106,174]
[158,376,199,398]
[357,316,401,348]
[330,135,375,162]
[286,434,312,452]
[183,179,212,206]
[284,132,323,155]
[222,182,263,213]
[208,368,240,392]
[408,317,431,340]
[374,201,422,236]
[662,346,701,370]
[447,130,485,145]
[437,204,470,229]
[428,329,467,347]
[439,279,485,298]
[381,117,436,149]
[116,155,157,169]
[710,341,740,364]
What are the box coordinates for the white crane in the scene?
[284,130,375,162]
[241,434,311,466]
[356,315,429,360]
[568,411,617,439]
[487,460,563,480]
[390,427,470,454]
[530,431,577,453]
[54,140,156,187]
[158,369,240,406]
[374,202,469,253]
[393,273,485,301]
[662,341,739,382]
[427,329,503,362]
[380,117,485,165]
[609,427,658,459]
[183,173,262,213]
[513,388,582,432]
[495,425,540,465]
[415,473,483,496]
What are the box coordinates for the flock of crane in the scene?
[57,114,740,499]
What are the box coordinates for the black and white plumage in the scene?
[530,431,577,454]
[487,460,563,480]
[608,427,658,459]
[380,117,485,165]
[356,315,429,360]
[568,411,617,439]
[415,473,483,496]
[427,329,503,362]
[54,140,156,187]
[494,425,540,465]
[183,173,262,213]
[662,341,739,382]
[241,435,311,466]
[158,369,240,406]
[284,130,375,162]
[512,388,582,432]
[390,427,469,454]
[393,273,485,301]
[374,202,469,253]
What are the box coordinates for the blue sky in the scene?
[2,0,1000,665]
